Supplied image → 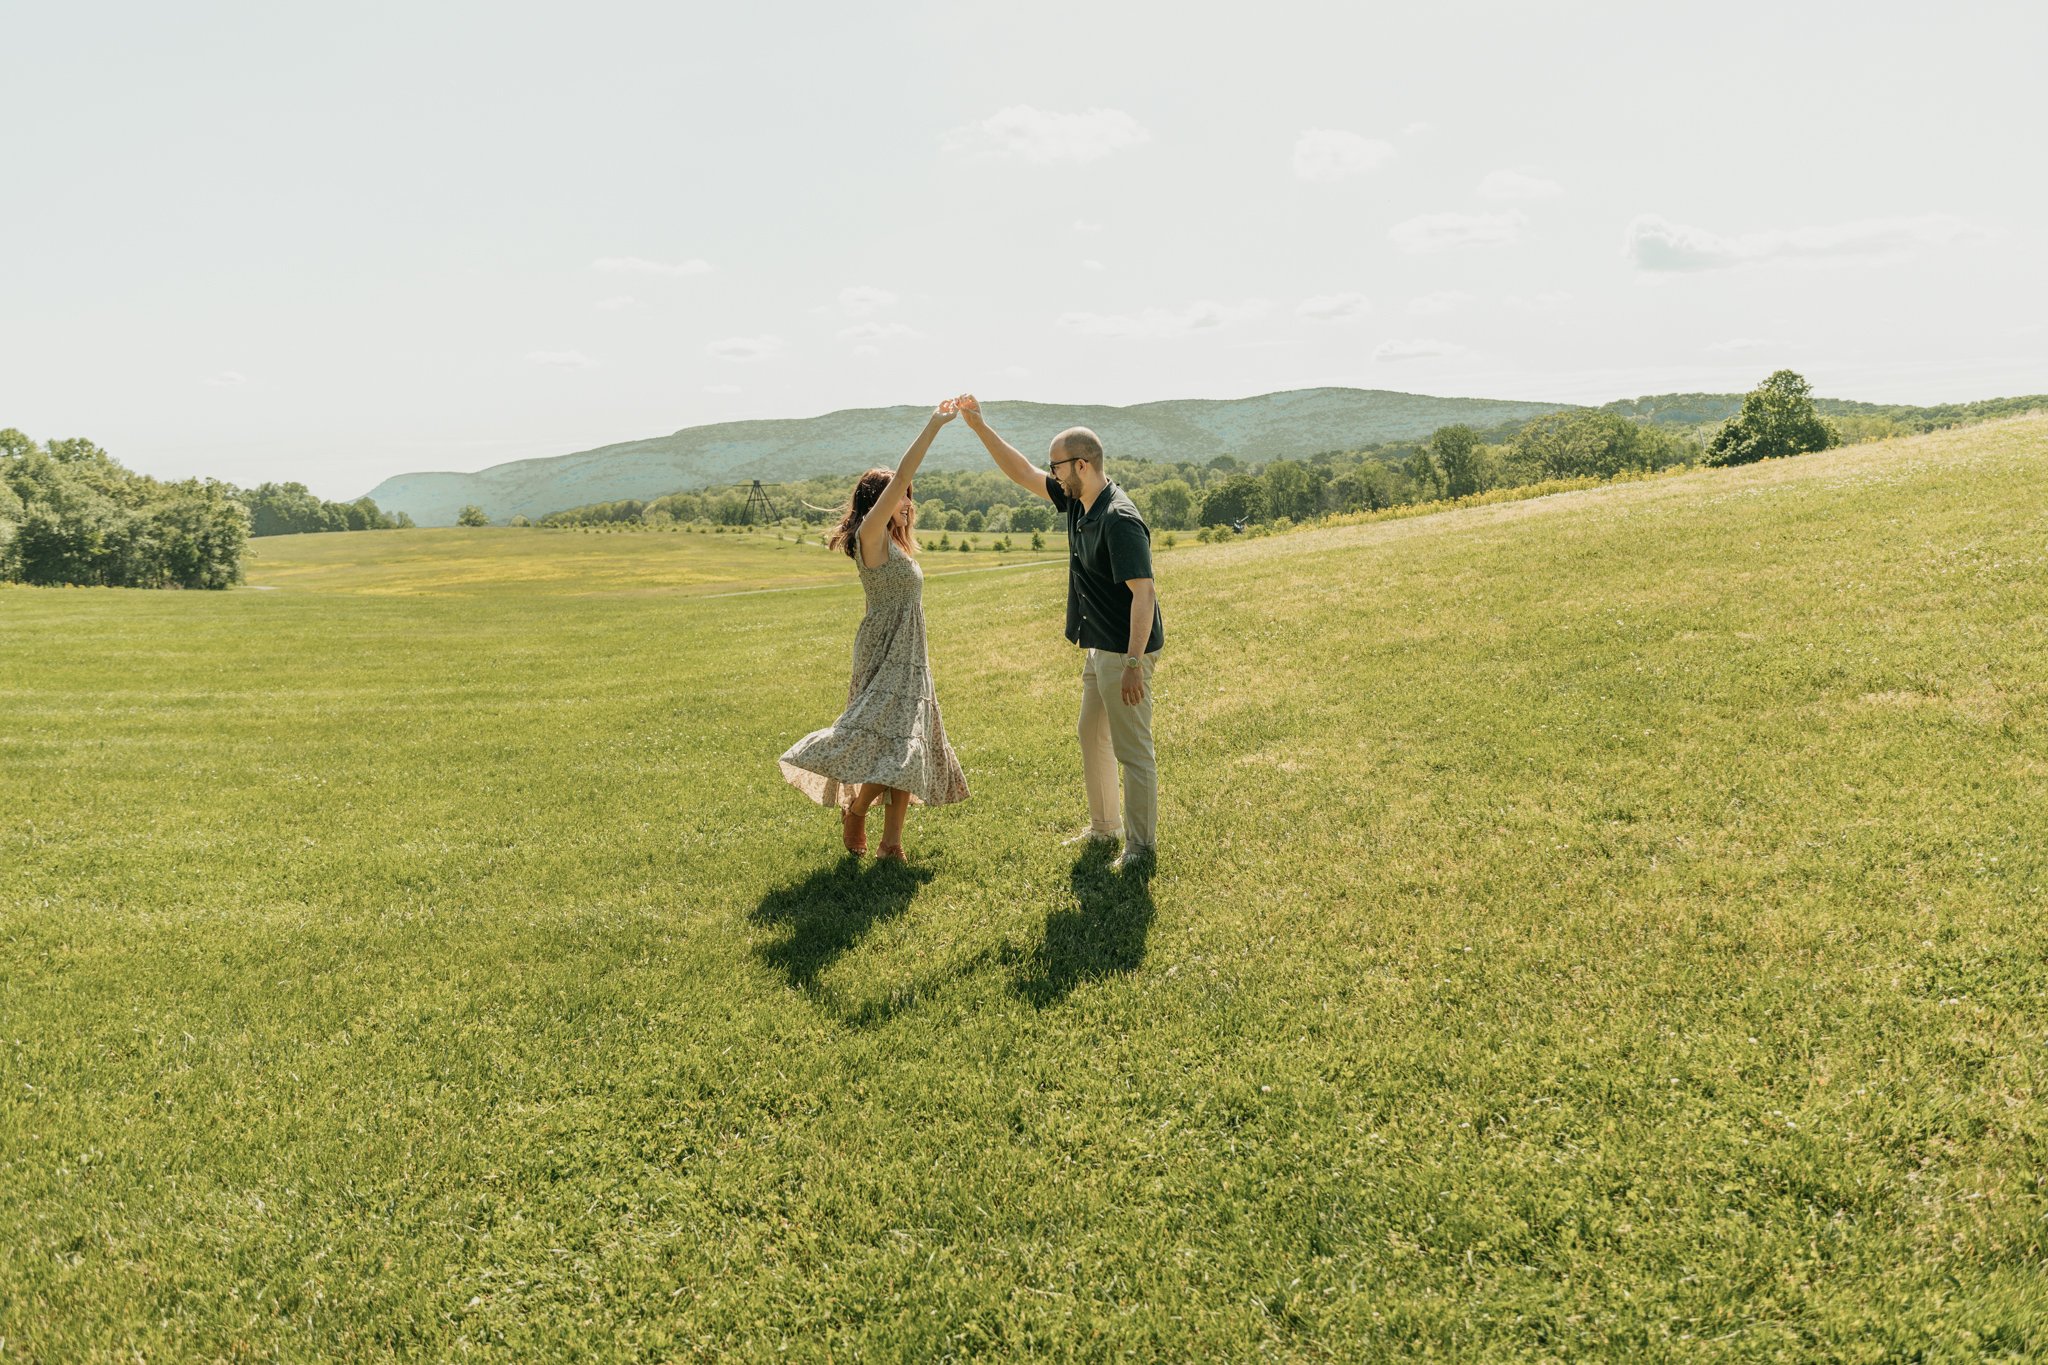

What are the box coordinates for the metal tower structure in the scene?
[737,480,782,524]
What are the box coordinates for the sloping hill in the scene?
[12,418,2045,1357]
[362,387,1571,526]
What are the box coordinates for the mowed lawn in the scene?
[240,522,1075,597]
[2,422,2043,1362]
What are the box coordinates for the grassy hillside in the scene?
[3,419,2043,1360]
[361,388,1572,527]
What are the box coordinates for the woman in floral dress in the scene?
[778,401,970,859]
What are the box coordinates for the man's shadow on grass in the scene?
[750,855,937,1023]
[1009,842,1156,1009]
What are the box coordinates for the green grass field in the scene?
[3,422,2043,1362]
[239,523,1079,597]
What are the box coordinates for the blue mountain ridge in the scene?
[361,386,1574,527]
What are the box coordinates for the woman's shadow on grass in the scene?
[1009,842,1156,1008]
[750,855,936,1023]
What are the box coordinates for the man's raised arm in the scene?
[957,394,1052,500]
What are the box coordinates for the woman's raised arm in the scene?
[860,400,956,564]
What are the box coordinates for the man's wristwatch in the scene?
[1123,655,1141,670]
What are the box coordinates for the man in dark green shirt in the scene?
[959,395,1163,869]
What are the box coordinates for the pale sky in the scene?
[4,1,2042,500]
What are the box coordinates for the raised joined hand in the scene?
[931,399,958,425]
[954,393,983,424]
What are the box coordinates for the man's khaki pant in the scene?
[1079,648,1159,848]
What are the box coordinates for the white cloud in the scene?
[204,370,246,386]
[1373,337,1469,363]
[1403,121,1432,135]
[704,383,741,393]
[942,106,1150,164]
[1003,365,1031,377]
[590,256,711,277]
[1704,337,1784,352]
[1295,292,1372,323]
[838,321,922,342]
[1503,291,1572,311]
[2008,323,2041,336]
[1407,290,1474,316]
[838,285,898,314]
[1056,299,1265,339]
[1478,169,1563,200]
[1623,212,1986,273]
[1083,259,1106,272]
[1389,210,1525,253]
[1292,129,1395,182]
[594,295,641,311]
[851,346,880,358]
[1073,219,1105,233]
[706,335,783,362]
[528,350,598,369]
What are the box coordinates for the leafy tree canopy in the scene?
[1431,425,1486,498]
[236,482,411,536]
[1704,370,1840,468]
[1513,411,1694,482]
[2,429,248,588]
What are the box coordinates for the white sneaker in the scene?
[1112,844,1155,872]
[1061,829,1121,847]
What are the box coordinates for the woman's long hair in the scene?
[828,468,918,561]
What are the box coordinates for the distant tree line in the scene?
[524,370,2038,536]
[1155,408,1700,532]
[2,430,432,587]
[1,429,249,588]
[236,481,414,536]
[1601,387,2046,438]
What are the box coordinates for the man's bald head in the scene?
[1052,426,1104,469]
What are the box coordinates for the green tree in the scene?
[1261,461,1321,522]
[1403,448,1444,500]
[241,482,322,536]
[1510,411,1683,482]
[1430,425,1487,498]
[1327,464,1402,513]
[147,481,250,588]
[1143,479,1193,530]
[1199,474,1266,527]
[1325,469,1367,513]
[1,432,248,587]
[1010,502,1054,533]
[1705,370,1840,467]
[237,482,403,536]
[457,505,490,526]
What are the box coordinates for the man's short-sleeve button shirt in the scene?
[1045,475,1166,654]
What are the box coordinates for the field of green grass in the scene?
[241,524,1077,597]
[3,421,2043,1362]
